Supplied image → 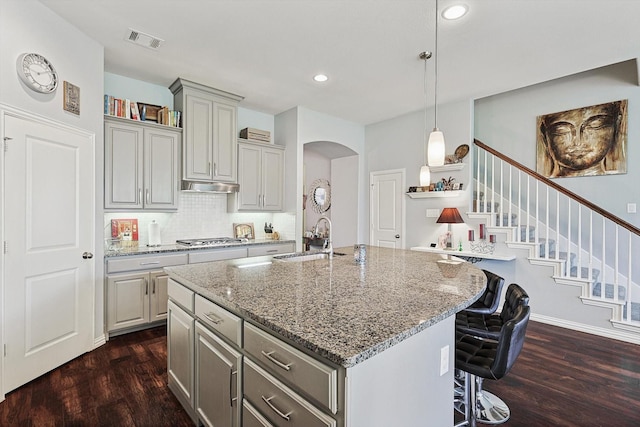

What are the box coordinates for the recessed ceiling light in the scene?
[442,4,468,20]
[313,74,328,82]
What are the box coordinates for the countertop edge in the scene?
[105,239,295,258]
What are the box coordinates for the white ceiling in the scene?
[39,0,640,125]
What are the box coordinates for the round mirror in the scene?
[308,178,331,213]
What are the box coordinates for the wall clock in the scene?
[16,53,59,94]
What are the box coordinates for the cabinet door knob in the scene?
[395,234,400,239]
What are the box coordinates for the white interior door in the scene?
[2,112,94,393]
[370,170,404,248]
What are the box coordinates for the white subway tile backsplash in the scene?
[104,193,296,246]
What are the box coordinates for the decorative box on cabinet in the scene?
[104,116,181,210]
[229,140,284,212]
[170,78,244,184]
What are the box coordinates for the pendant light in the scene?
[419,51,432,187]
[428,0,446,167]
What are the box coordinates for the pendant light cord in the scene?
[434,0,439,130]
[424,53,428,165]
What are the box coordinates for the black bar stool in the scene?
[463,270,505,315]
[454,296,530,426]
[456,283,530,340]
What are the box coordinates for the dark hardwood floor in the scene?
[1,321,639,426]
[0,326,192,427]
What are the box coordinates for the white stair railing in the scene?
[473,140,640,324]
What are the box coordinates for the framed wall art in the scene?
[536,100,627,178]
[63,81,80,115]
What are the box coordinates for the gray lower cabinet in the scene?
[106,270,169,332]
[167,295,198,424]
[243,400,274,427]
[167,275,341,427]
[106,253,188,335]
[195,322,242,427]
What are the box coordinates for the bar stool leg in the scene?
[453,371,477,427]
[475,378,510,424]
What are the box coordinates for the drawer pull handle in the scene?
[261,350,292,371]
[204,312,223,324]
[266,249,278,253]
[139,261,161,266]
[261,395,292,421]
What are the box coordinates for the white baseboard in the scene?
[531,313,640,345]
[93,334,107,349]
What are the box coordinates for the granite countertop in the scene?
[164,246,486,368]
[104,238,295,258]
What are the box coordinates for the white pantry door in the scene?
[2,111,94,393]
[370,170,404,248]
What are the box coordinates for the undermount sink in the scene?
[273,252,330,262]
[273,251,346,262]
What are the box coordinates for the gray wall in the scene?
[475,60,639,227]
[363,60,640,338]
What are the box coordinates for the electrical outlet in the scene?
[426,208,440,218]
[440,345,449,376]
[628,203,637,214]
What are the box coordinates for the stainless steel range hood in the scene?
[181,180,239,193]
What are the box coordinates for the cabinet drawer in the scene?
[189,247,247,264]
[168,279,194,313]
[106,253,188,274]
[243,399,274,427]
[247,243,294,257]
[244,323,338,413]
[195,295,242,346]
[244,358,336,427]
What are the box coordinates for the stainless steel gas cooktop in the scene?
[176,237,249,247]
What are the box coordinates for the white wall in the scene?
[365,100,474,249]
[277,107,366,250]
[303,150,331,233]
[0,0,105,343]
[332,155,359,248]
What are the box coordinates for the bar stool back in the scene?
[464,270,505,315]
[454,300,530,427]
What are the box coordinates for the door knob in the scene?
[82,252,94,259]
[395,234,400,238]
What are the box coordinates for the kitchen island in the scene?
[165,246,486,427]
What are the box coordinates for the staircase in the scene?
[470,140,640,336]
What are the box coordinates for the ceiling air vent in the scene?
[125,29,164,50]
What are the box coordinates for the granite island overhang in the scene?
[164,245,486,368]
[165,246,486,426]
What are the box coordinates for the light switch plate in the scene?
[628,203,637,214]
[440,345,449,376]
[427,208,440,218]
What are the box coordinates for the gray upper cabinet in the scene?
[231,141,284,212]
[104,116,181,210]
[170,78,244,183]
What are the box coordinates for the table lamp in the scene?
[436,207,464,250]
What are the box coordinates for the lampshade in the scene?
[419,165,431,186]
[428,129,446,166]
[436,207,464,224]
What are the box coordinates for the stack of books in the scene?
[240,127,271,143]
[104,95,181,128]
[157,106,181,128]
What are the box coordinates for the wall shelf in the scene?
[410,246,516,263]
[406,190,461,199]
[429,163,465,172]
